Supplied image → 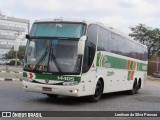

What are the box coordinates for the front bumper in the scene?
[22,80,81,97]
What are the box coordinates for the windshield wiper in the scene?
[50,49,62,72]
[35,51,48,66]
[33,44,50,70]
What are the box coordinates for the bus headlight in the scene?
[70,89,78,94]
[63,81,78,86]
[23,77,33,82]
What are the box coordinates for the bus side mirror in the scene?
[80,35,87,41]
[78,36,87,54]
[26,34,30,39]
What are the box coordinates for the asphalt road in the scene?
[0,77,160,120]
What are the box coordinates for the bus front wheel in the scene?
[88,80,103,102]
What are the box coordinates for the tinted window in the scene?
[87,24,97,45]
[105,29,109,51]
[137,45,142,60]
[131,42,137,59]
[137,45,141,60]
[126,40,131,57]
[109,32,117,53]
[82,42,96,73]
[143,47,148,61]
[117,36,126,55]
[83,46,90,67]
[98,27,109,51]
[88,24,147,61]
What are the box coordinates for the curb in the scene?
[0,78,22,81]
[0,71,23,73]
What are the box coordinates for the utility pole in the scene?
[15,50,18,66]
[14,31,21,66]
[157,56,159,71]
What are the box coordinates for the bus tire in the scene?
[46,94,58,99]
[136,79,141,93]
[88,80,103,102]
[128,79,138,95]
[138,79,141,89]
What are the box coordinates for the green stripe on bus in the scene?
[96,52,101,66]
[107,56,127,69]
[130,61,133,70]
[23,72,81,82]
[23,72,27,77]
[127,71,131,80]
[96,53,147,71]
[137,63,147,71]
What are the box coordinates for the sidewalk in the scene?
[0,65,23,81]
[147,75,160,81]
[0,65,23,72]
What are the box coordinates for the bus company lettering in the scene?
[107,71,115,76]
[103,56,111,68]
[57,76,75,81]
[142,65,147,71]
[97,53,111,68]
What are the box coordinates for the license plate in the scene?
[42,87,52,91]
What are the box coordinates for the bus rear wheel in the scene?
[88,80,103,102]
[128,79,138,95]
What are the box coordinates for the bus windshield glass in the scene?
[30,22,85,38]
[24,39,82,74]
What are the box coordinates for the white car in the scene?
[0,60,5,65]
[153,71,160,78]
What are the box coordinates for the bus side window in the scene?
[138,45,143,60]
[117,36,126,56]
[109,32,118,53]
[84,46,90,65]
[126,40,132,57]
[87,24,97,45]
[97,27,109,51]
[83,45,91,72]
[143,47,148,61]
[82,41,97,73]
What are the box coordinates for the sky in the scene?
[0,0,160,35]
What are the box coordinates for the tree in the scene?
[3,49,16,59]
[17,46,26,59]
[129,24,160,59]
[3,46,26,59]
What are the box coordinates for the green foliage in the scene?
[129,24,160,59]
[17,46,26,59]
[4,46,25,59]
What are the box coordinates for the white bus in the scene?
[23,18,148,102]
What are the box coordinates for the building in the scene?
[0,13,29,58]
[148,54,160,75]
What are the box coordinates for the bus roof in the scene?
[34,18,147,48]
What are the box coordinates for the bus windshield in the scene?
[30,23,85,38]
[24,39,82,74]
